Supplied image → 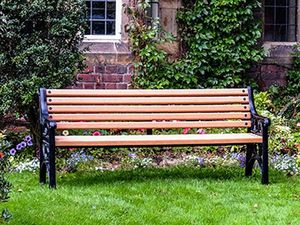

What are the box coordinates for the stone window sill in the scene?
[80,41,131,55]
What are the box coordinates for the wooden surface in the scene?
[45,88,252,130]
[47,97,249,105]
[56,121,251,129]
[49,112,251,121]
[55,133,262,147]
[48,105,250,113]
[46,89,248,97]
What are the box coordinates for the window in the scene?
[264,0,297,42]
[85,0,121,41]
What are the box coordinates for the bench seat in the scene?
[55,133,263,147]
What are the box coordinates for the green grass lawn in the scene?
[2,167,300,225]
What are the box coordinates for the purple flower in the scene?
[197,129,206,135]
[237,154,246,168]
[128,153,137,158]
[24,135,32,142]
[16,144,23,151]
[196,157,205,166]
[20,141,27,148]
[27,141,33,146]
[10,148,16,156]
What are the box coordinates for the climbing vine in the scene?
[125,0,265,89]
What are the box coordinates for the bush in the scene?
[0,0,86,142]
[254,92,299,154]
[126,0,264,89]
[177,0,265,88]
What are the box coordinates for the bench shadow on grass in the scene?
[59,166,287,187]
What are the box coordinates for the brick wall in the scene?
[73,64,133,89]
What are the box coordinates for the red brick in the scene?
[95,65,105,73]
[128,65,135,73]
[117,65,127,74]
[116,83,128,89]
[105,65,117,74]
[83,83,96,89]
[260,65,268,73]
[72,83,83,89]
[95,83,105,89]
[77,74,100,82]
[103,74,123,82]
[105,83,117,89]
[267,65,278,73]
[82,66,94,73]
[123,74,132,83]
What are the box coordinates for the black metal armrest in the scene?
[252,114,271,127]
[250,113,271,135]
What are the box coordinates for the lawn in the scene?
[3,167,300,225]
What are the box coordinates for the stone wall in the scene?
[250,43,294,90]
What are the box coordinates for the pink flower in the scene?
[92,131,101,136]
[0,152,5,158]
[297,122,300,127]
[138,129,145,133]
[197,129,206,135]
[183,128,191,134]
[69,148,76,151]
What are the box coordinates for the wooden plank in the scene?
[46,88,249,97]
[56,121,251,129]
[48,105,250,113]
[55,133,262,147]
[49,112,251,121]
[47,97,249,105]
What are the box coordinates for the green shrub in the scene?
[126,0,264,89]
[177,0,265,88]
[254,92,299,154]
[0,0,86,142]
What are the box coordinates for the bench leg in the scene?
[49,141,56,189]
[39,143,47,184]
[261,140,269,184]
[245,144,255,177]
[48,126,56,189]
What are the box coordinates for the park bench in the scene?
[39,87,270,188]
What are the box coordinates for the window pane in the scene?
[264,0,298,41]
[275,25,287,41]
[264,25,275,41]
[106,21,115,35]
[265,0,275,5]
[276,7,287,24]
[92,2,105,19]
[92,21,105,34]
[276,0,288,6]
[107,2,116,19]
[265,7,274,24]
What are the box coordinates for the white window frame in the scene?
[84,0,122,42]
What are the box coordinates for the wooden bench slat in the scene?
[55,133,262,147]
[47,97,249,105]
[56,121,251,129]
[46,89,248,97]
[50,112,251,121]
[48,105,250,113]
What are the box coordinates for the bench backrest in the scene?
[40,88,253,130]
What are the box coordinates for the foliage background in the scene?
[0,0,86,143]
[126,0,265,89]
